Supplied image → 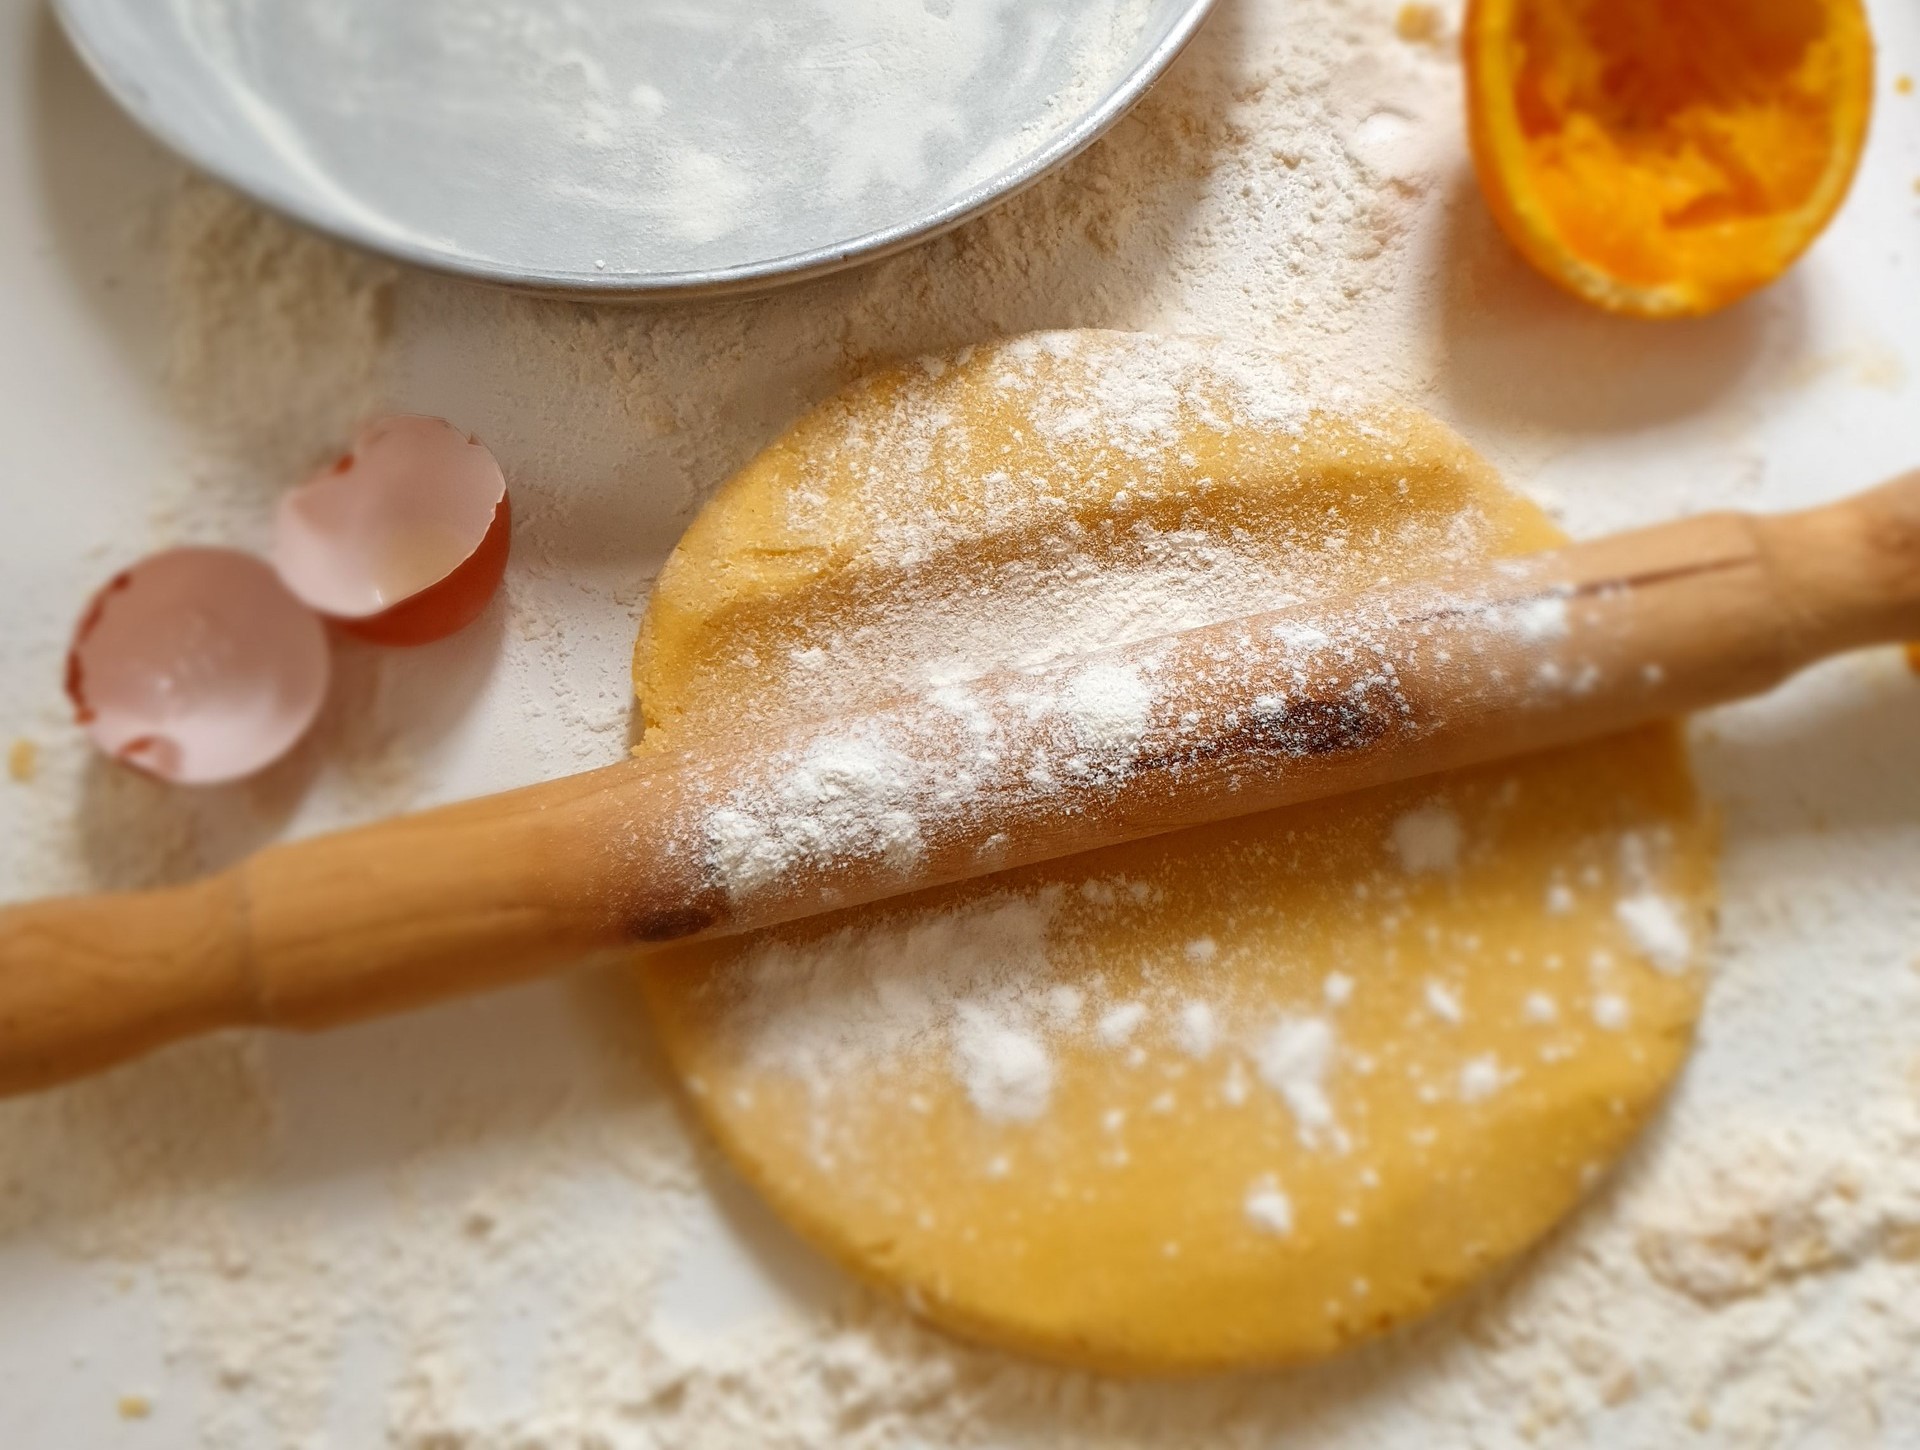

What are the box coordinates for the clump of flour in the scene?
[705,736,926,899]
[1244,1176,1296,1236]
[1615,891,1693,973]
[722,893,1064,1100]
[1061,661,1154,758]
[1253,1017,1340,1145]
[952,1007,1057,1121]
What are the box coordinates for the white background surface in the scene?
[0,0,1918,1443]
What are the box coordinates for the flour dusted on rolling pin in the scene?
[689,571,1599,912]
[1060,663,1155,758]
[705,736,928,899]
[697,656,1156,902]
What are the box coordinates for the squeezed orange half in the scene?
[1466,0,1875,317]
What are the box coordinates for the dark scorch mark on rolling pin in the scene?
[1134,689,1398,776]
[624,903,722,944]
[618,875,727,944]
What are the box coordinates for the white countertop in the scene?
[2,0,1918,1444]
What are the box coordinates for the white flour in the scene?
[952,1006,1057,1122]
[706,736,928,899]
[1253,1016,1340,1144]
[684,532,1595,915]
[1243,1176,1296,1236]
[1174,1001,1219,1057]
[1061,662,1155,758]
[2,0,1919,1444]
[724,892,1061,1097]
[1615,891,1693,973]
[1457,1052,1507,1103]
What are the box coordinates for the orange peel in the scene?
[1465,0,1876,317]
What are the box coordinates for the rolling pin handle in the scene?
[0,873,255,1095]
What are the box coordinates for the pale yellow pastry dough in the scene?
[633,332,1715,1373]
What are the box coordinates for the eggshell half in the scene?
[272,415,510,647]
[66,548,331,785]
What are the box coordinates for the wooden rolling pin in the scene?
[2,472,1916,1096]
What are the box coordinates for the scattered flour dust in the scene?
[953,1006,1056,1122]
[1615,891,1693,974]
[1061,661,1155,758]
[1,0,1911,1443]
[1424,979,1464,1025]
[1457,1053,1508,1103]
[1244,1176,1296,1237]
[1096,1001,1150,1047]
[1174,1001,1219,1058]
[725,894,1060,1095]
[1253,1016,1340,1146]
[699,647,1166,906]
[1592,993,1630,1031]
[705,735,927,900]
[1391,803,1463,875]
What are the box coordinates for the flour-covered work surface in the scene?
[2,0,1919,1444]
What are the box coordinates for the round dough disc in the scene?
[633,332,1715,1373]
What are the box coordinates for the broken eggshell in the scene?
[66,548,331,785]
[271,415,511,647]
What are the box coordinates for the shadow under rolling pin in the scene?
[2,470,1917,1097]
